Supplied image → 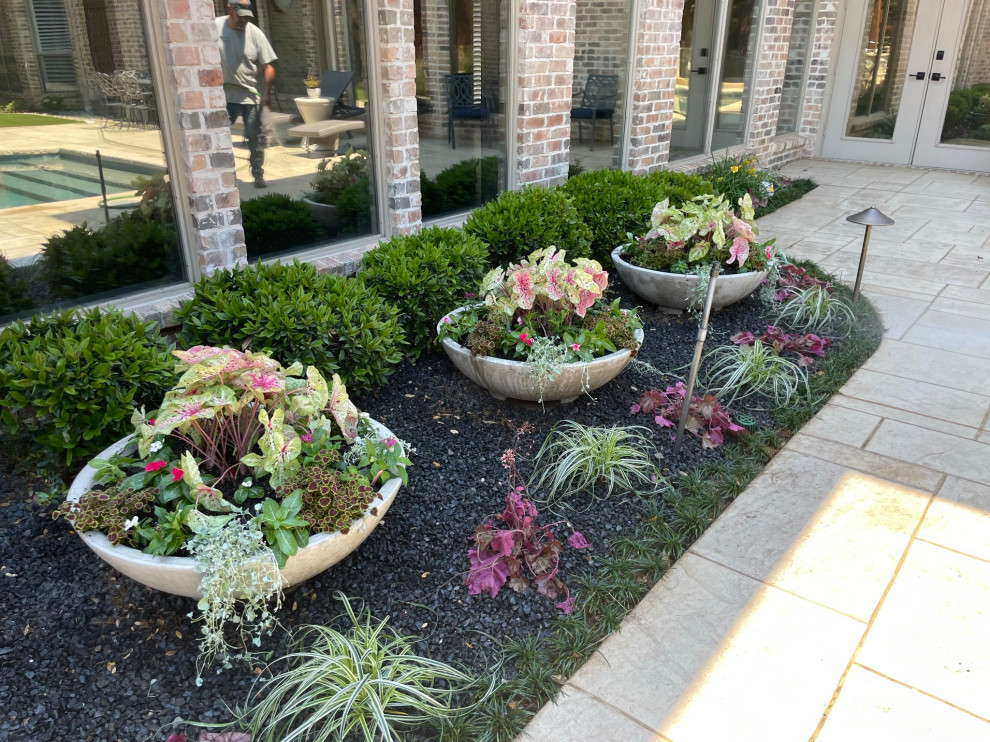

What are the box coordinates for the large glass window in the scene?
[844,0,915,140]
[213,0,378,260]
[414,0,508,219]
[0,0,182,323]
[570,0,631,171]
[776,0,814,136]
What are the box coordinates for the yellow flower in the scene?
[748,168,756,174]
[730,165,739,173]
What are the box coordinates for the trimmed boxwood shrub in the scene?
[462,186,592,269]
[240,194,324,259]
[174,260,406,394]
[0,307,175,471]
[38,213,180,300]
[422,156,500,217]
[360,226,489,359]
[563,169,712,266]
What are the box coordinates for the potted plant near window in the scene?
[611,192,775,312]
[303,73,321,97]
[57,346,409,671]
[302,149,369,236]
[438,247,644,404]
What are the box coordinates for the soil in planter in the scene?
[0,278,849,739]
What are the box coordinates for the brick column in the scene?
[377,0,422,235]
[516,0,575,187]
[157,0,245,274]
[746,0,795,159]
[799,1,839,155]
[625,0,682,174]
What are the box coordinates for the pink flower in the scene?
[382,436,397,448]
[441,316,451,324]
[171,467,183,482]
[571,343,580,352]
[518,332,529,343]
[516,316,523,325]
[148,418,156,426]
[765,244,772,261]
[300,432,313,443]
[144,460,166,472]
[464,291,475,298]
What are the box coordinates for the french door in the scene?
[822,0,990,172]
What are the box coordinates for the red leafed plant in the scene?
[630,382,746,449]
[464,441,590,614]
[730,325,831,367]
[775,263,833,301]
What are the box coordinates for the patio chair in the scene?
[445,73,494,149]
[571,74,619,151]
[318,70,366,120]
[93,71,128,126]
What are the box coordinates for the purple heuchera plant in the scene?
[631,382,746,449]
[775,263,833,302]
[465,489,590,613]
[465,440,591,613]
[731,326,831,367]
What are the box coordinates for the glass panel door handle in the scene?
[912,72,926,80]
[692,67,708,75]
[930,72,943,81]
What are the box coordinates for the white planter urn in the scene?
[438,306,643,404]
[302,195,340,235]
[611,246,767,313]
[306,87,321,98]
[66,418,403,599]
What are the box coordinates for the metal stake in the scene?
[672,262,720,457]
[95,150,111,224]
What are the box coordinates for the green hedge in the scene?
[175,260,406,394]
[360,226,489,359]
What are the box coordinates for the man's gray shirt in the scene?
[215,17,277,105]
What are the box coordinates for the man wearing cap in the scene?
[216,0,277,188]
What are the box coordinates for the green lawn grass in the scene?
[0,113,72,128]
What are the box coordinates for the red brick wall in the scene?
[516,0,575,187]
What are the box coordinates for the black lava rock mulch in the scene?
[0,283,786,741]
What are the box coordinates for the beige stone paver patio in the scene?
[520,159,990,742]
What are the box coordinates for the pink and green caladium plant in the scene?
[131,346,360,488]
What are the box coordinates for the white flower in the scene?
[255,503,263,512]
[242,478,253,488]
[123,516,139,531]
[149,440,163,453]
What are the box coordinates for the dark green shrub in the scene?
[0,307,175,471]
[422,156,500,217]
[462,186,592,269]
[360,226,489,359]
[175,260,405,394]
[39,213,180,300]
[335,176,373,236]
[562,169,712,266]
[240,194,324,259]
[0,255,34,317]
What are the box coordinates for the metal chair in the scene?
[93,71,128,126]
[318,70,366,120]
[445,73,494,149]
[570,74,619,151]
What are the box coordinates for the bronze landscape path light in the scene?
[846,207,895,302]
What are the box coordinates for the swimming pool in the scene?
[0,151,161,210]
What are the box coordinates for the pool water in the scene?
[0,151,160,209]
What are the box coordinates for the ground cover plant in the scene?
[0,180,887,741]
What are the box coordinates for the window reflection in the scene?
[214,0,378,259]
[414,0,507,219]
[0,0,182,322]
[571,0,629,171]
[776,0,814,136]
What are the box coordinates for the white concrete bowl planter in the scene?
[611,246,767,313]
[302,195,340,236]
[438,306,644,404]
[66,418,403,599]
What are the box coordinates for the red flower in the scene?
[171,467,184,482]
[144,460,166,472]
[148,418,156,426]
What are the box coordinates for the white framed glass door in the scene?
[823,0,990,172]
